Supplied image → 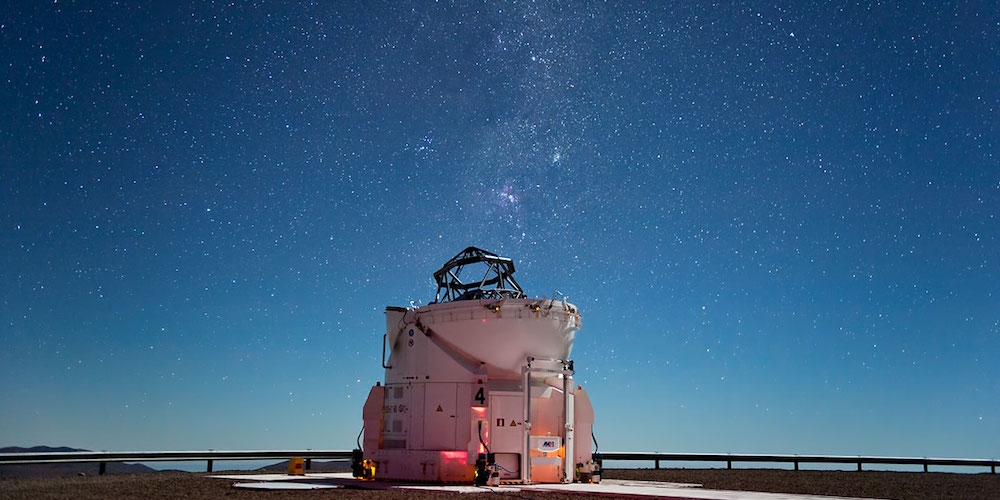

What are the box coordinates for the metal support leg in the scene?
[522,360,532,485]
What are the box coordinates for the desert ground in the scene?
[1,467,998,500]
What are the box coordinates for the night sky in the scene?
[2,2,998,461]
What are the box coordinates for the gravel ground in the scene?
[0,468,998,500]
[609,468,1000,499]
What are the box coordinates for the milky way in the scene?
[2,2,997,459]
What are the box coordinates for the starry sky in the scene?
[2,1,998,462]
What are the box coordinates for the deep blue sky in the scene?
[2,2,997,460]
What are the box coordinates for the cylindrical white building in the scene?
[356,247,598,484]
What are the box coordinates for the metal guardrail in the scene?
[595,452,999,474]
[1,449,996,475]
[0,450,354,475]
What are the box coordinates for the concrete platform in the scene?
[210,472,885,499]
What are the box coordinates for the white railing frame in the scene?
[596,452,999,474]
[0,449,353,475]
[2,450,996,475]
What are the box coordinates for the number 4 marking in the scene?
[474,387,486,405]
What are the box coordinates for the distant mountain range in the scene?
[0,446,157,478]
[1,446,80,453]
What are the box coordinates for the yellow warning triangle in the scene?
[436,405,443,412]
[509,420,517,426]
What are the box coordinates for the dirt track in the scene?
[1,468,998,500]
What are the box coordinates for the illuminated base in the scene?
[370,449,475,483]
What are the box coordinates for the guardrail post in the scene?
[99,462,106,475]
[306,458,312,470]
[654,459,660,469]
[923,463,928,473]
[857,461,862,471]
[207,459,213,472]
[727,460,732,470]
[794,461,799,471]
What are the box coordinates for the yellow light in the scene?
[359,459,376,480]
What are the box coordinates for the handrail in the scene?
[0,450,354,475]
[595,452,999,473]
[1,450,996,475]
